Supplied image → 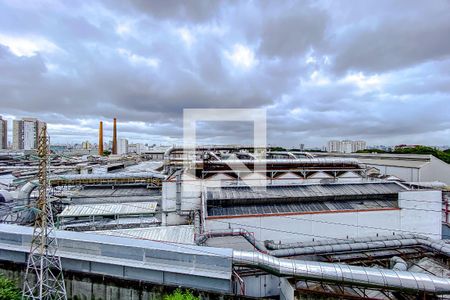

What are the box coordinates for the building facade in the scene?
[327,139,366,153]
[128,143,143,154]
[0,116,7,149]
[12,118,46,150]
[117,138,129,155]
[12,120,24,150]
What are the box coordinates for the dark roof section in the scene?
[207,199,398,217]
[206,182,407,207]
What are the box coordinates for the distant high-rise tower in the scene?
[12,118,46,150]
[98,121,104,155]
[117,138,129,155]
[12,120,24,150]
[112,118,117,155]
[0,116,7,149]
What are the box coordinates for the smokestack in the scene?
[98,121,103,156]
[112,118,117,155]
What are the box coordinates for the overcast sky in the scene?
[1,0,449,147]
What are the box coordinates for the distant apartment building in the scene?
[0,116,7,149]
[12,118,46,150]
[352,140,366,152]
[128,143,143,154]
[327,140,341,152]
[81,141,92,149]
[327,140,366,153]
[117,138,129,155]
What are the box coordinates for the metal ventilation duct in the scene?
[233,251,450,294]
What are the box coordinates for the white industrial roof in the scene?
[58,201,157,217]
[89,225,195,245]
[358,158,429,168]
[315,153,432,168]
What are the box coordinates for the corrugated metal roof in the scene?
[65,187,162,205]
[58,201,157,217]
[206,182,406,202]
[69,187,160,198]
[0,223,232,257]
[60,217,160,230]
[52,171,166,180]
[207,200,398,217]
[89,225,195,245]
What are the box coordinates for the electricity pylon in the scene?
[22,125,67,300]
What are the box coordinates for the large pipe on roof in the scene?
[390,256,408,271]
[176,172,181,214]
[195,229,267,252]
[232,250,450,294]
[269,238,424,257]
[163,147,361,174]
[198,229,450,259]
[265,234,418,250]
[201,158,361,165]
[290,151,315,159]
[265,234,450,258]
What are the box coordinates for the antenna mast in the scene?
[22,125,67,300]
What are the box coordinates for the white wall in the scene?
[280,278,295,300]
[242,274,280,298]
[206,210,402,243]
[399,190,442,239]
[420,157,450,185]
[205,190,442,242]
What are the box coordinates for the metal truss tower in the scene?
[22,125,67,300]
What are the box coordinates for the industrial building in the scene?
[316,152,450,185]
[1,146,450,299]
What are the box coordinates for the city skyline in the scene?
[1,1,450,146]
[2,114,450,151]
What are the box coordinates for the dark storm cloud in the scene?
[113,0,221,23]
[258,3,329,58]
[330,0,450,74]
[0,0,449,146]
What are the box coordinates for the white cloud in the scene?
[116,22,132,36]
[0,34,60,57]
[177,27,195,46]
[225,44,258,69]
[342,72,383,90]
[117,48,159,68]
[309,70,330,85]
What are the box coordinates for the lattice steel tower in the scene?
[22,125,67,300]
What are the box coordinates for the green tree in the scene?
[270,147,286,151]
[356,149,387,154]
[163,289,199,300]
[393,146,450,164]
[0,274,21,300]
